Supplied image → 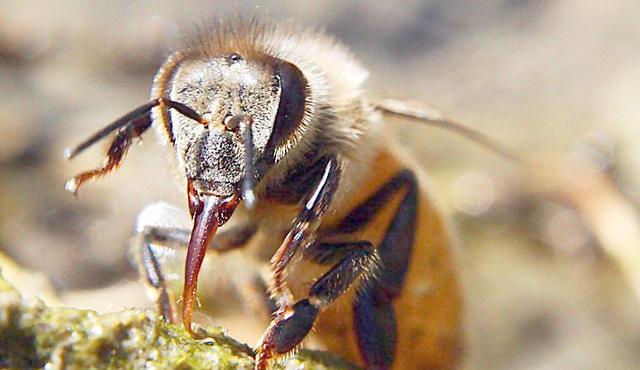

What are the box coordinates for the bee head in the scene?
[167,53,274,198]
[163,52,307,202]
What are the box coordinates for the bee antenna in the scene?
[232,115,256,209]
[375,98,524,165]
[65,98,208,160]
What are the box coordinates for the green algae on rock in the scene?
[0,270,358,370]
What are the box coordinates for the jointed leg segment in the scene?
[256,241,379,369]
[137,220,257,324]
[348,170,418,370]
[65,97,209,195]
[256,155,344,368]
[269,155,341,307]
[65,114,152,194]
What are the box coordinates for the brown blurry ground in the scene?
[1,1,639,369]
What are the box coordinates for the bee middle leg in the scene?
[255,240,379,370]
[268,155,341,307]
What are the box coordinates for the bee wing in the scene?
[374,98,523,164]
[375,98,445,122]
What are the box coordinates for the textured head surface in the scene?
[151,19,374,198]
[168,55,280,196]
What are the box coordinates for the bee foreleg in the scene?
[256,241,378,370]
[348,170,418,370]
[269,156,341,308]
[65,113,152,194]
[139,226,188,323]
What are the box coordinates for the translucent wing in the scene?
[375,98,523,164]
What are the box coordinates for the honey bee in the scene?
[66,19,517,370]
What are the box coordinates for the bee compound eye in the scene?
[265,60,308,150]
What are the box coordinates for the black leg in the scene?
[269,155,341,308]
[65,97,209,194]
[255,155,341,369]
[139,227,186,323]
[65,114,152,194]
[338,170,418,370]
[137,221,257,323]
[329,170,416,235]
[303,241,374,265]
[353,288,397,370]
[256,241,378,370]
[370,171,418,300]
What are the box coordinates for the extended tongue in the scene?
[182,192,239,336]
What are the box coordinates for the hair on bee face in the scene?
[150,18,376,199]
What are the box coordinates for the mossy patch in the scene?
[0,269,358,370]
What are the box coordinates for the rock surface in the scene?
[0,266,358,370]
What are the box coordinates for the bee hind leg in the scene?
[353,170,417,370]
[321,169,417,369]
[255,241,379,370]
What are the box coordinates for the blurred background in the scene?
[1,0,639,369]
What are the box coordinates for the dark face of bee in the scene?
[168,55,282,197]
